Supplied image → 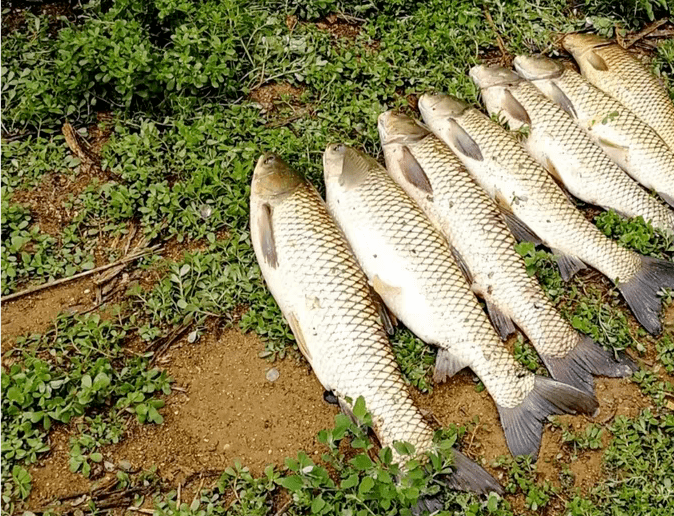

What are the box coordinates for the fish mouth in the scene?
[322,143,347,181]
[562,33,611,55]
[418,93,467,119]
[469,65,521,89]
[377,111,429,146]
[513,55,564,80]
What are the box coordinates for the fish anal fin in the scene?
[553,250,586,281]
[586,50,609,71]
[372,275,403,299]
[503,89,531,126]
[549,82,578,119]
[287,312,312,362]
[258,203,278,268]
[448,119,484,161]
[401,146,433,195]
[433,349,469,382]
[658,191,674,208]
[485,300,517,340]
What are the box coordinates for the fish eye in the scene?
[264,154,276,165]
[333,144,345,152]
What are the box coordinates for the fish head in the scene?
[251,153,305,201]
[323,143,378,192]
[469,65,521,89]
[562,33,610,57]
[418,93,469,122]
[377,111,430,147]
[513,55,565,80]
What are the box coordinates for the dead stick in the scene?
[624,19,669,48]
[1,246,159,302]
[274,499,292,516]
[483,5,510,63]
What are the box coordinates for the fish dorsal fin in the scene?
[370,286,397,335]
[548,82,578,119]
[287,311,312,362]
[553,250,586,281]
[586,50,609,71]
[371,275,403,299]
[401,146,434,195]
[502,89,531,126]
[340,148,374,190]
[596,136,630,165]
[258,203,278,268]
[448,119,484,161]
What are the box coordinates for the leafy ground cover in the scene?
[2,0,674,515]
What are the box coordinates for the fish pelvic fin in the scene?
[658,191,674,208]
[497,376,598,459]
[541,335,637,395]
[618,255,674,335]
[553,251,586,281]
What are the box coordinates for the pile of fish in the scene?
[250,34,674,495]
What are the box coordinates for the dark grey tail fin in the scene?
[542,335,637,395]
[497,376,598,459]
[412,449,503,515]
[618,255,674,335]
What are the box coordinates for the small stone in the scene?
[188,330,198,343]
[118,460,132,471]
[104,461,115,472]
[83,289,90,294]
[199,205,213,219]
[266,368,280,382]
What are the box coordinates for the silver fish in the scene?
[419,93,674,336]
[323,144,598,458]
[564,33,674,152]
[470,64,674,235]
[514,55,674,208]
[377,111,635,394]
[250,152,500,493]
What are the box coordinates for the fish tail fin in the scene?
[497,376,598,459]
[411,450,503,514]
[541,335,637,395]
[618,255,674,335]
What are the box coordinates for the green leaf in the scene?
[351,454,373,471]
[358,476,374,495]
[279,475,303,492]
[341,473,359,489]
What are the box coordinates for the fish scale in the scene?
[564,34,674,151]
[471,66,674,234]
[378,111,636,394]
[425,103,642,284]
[323,144,599,458]
[514,56,674,207]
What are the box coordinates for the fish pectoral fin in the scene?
[370,286,398,335]
[372,275,403,299]
[258,203,278,268]
[449,246,474,285]
[586,50,609,71]
[502,89,531,126]
[494,191,542,245]
[544,156,565,185]
[485,300,517,341]
[433,349,469,382]
[286,312,312,362]
[448,119,484,161]
[548,82,578,119]
[553,250,586,281]
[400,146,434,195]
[596,136,630,165]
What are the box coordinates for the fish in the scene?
[563,33,674,152]
[419,93,674,336]
[377,111,636,394]
[250,152,502,494]
[513,55,674,208]
[469,64,674,235]
[322,143,599,458]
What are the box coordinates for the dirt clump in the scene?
[316,14,361,39]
